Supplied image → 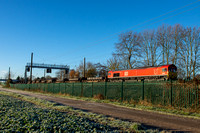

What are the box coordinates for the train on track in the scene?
[108,64,177,81]
[29,64,177,83]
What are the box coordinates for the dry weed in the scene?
[93,94,104,100]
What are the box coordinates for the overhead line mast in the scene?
[30,52,33,83]
[8,67,11,80]
[83,57,86,78]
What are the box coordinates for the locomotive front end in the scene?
[168,65,177,79]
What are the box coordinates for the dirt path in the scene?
[1,87,200,132]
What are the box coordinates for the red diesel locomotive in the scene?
[108,64,177,80]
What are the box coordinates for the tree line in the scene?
[108,24,200,79]
[54,24,200,80]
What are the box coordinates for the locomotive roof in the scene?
[109,64,176,72]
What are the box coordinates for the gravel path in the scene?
[1,87,200,132]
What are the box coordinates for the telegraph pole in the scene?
[83,57,86,78]
[5,67,11,87]
[25,67,27,83]
[8,67,11,80]
[30,52,33,83]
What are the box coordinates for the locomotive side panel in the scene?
[126,69,137,77]
[137,67,156,76]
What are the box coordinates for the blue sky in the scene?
[0,0,200,79]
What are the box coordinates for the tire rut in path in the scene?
[1,88,200,132]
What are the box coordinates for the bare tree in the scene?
[95,63,108,77]
[74,69,80,78]
[176,60,186,79]
[171,24,183,65]
[193,27,200,78]
[76,61,97,77]
[86,62,97,77]
[157,25,173,65]
[179,27,200,78]
[77,61,84,77]
[142,30,159,66]
[114,31,142,69]
[69,69,76,78]
[56,70,68,80]
[107,55,121,71]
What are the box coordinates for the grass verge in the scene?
[6,87,200,118]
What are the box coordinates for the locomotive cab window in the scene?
[113,73,120,77]
[172,68,177,72]
[169,67,177,72]
[162,68,167,72]
[108,73,111,75]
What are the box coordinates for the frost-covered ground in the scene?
[0,94,120,132]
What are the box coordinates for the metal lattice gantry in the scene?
[0,79,19,82]
[25,63,69,83]
[26,63,69,70]
[0,79,7,81]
